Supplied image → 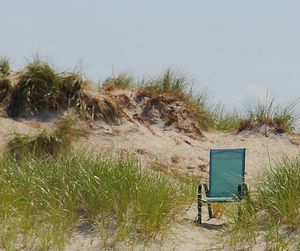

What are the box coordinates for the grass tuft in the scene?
[8,59,60,117]
[210,104,241,132]
[103,73,133,90]
[225,155,300,250]
[0,57,10,77]
[238,95,298,133]
[142,69,189,97]
[6,112,87,159]
[0,57,12,105]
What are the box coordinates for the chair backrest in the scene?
[209,148,246,198]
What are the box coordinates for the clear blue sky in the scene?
[1,0,300,110]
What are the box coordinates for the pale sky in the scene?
[1,0,300,110]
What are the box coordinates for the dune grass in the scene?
[0,57,12,104]
[2,58,299,133]
[138,69,218,130]
[6,112,87,159]
[103,73,134,90]
[238,95,298,133]
[8,59,61,117]
[0,57,10,77]
[225,156,300,250]
[209,104,241,132]
[0,153,195,250]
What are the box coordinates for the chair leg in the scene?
[208,203,213,219]
[197,184,202,224]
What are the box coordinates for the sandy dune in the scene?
[1,114,299,250]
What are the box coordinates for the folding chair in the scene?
[198,148,247,224]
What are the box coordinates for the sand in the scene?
[0,113,299,250]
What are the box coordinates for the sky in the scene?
[1,0,300,111]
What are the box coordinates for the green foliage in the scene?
[0,57,10,77]
[0,78,12,104]
[143,69,190,96]
[0,153,194,250]
[210,104,241,132]
[8,59,60,117]
[225,156,300,250]
[6,113,87,159]
[239,95,298,133]
[0,57,12,104]
[103,73,133,90]
[58,72,85,107]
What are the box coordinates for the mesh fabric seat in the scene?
[197,148,247,223]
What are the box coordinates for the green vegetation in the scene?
[3,59,122,123]
[9,59,61,116]
[0,153,195,250]
[239,95,298,133]
[103,73,134,90]
[225,156,300,250]
[0,59,299,133]
[0,57,12,104]
[6,113,87,159]
[142,69,190,96]
[0,57,10,77]
[1,112,195,249]
[138,69,217,130]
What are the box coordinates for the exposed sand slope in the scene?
[81,118,300,183]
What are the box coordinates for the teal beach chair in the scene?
[198,148,247,224]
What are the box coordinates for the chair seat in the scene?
[201,196,239,202]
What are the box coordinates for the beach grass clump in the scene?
[138,69,217,130]
[0,57,12,104]
[225,156,300,250]
[0,57,10,77]
[6,113,87,159]
[0,153,195,250]
[8,59,61,117]
[210,104,241,132]
[103,73,134,90]
[141,69,189,98]
[5,59,123,123]
[0,77,12,104]
[238,95,298,133]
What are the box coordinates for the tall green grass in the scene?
[239,95,298,133]
[225,156,300,250]
[0,153,195,250]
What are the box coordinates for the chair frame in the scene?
[197,148,247,224]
